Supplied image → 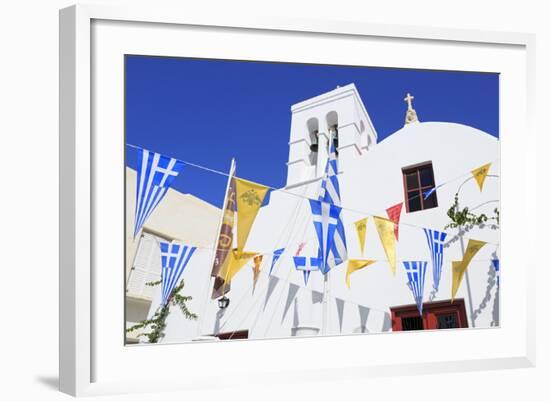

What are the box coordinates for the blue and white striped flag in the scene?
[318,139,347,270]
[134,148,185,238]
[159,241,196,305]
[423,228,447,291]
[318,139,341,205]
[293,255,321,285]
[270,248,285,275]
[402,261,428,315]
[492,259,500,286]
[309,199,342,274]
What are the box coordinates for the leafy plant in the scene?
[126,279,197,344]
[445,193,499,230]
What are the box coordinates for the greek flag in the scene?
[423,229,447,291]
[309,199,342,274]
[492,259,500,286]
[402,261,428,315]
[134,148,185,238]
[317,139,347,270]
[159,241,196,305]
[270,248,285,275]
[318,139,341,205]
[293,255,321,285]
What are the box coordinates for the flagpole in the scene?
[196,157,236,337]
[321,271,330,335]
[321,130,334,337]
[211,157,236,277]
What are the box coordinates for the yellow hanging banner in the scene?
[373,216,397,275]
[471,162,492,191]
[354,218,368,257]
[235,178,269,255]
[451,239,487,300]
[220,250,258,284]
[345,259,376,288]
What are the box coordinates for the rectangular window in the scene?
[402,161,438,212]
[436,312,458,329]
[401,316,424,331]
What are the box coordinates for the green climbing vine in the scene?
[445,192,499,230]
[126,279,197,344]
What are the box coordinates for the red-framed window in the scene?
[402,161,438,213]
[390,299,468,331]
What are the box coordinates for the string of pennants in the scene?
[128,143,499,315]
[217,258,395,336]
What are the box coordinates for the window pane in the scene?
[419,166,435,186]
[423,187,438,209]
[402,316,424,330]
[437,313,458,329]
[405,172,419,190]
[407,190,421,212]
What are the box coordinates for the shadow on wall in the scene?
[442,203,500,326]
[213,308,227,335]
[381,312,392,332]
[34,376,58,391]
[490,249,500,326]
[471,257,497,323]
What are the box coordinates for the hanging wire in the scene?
[126,143,500,240]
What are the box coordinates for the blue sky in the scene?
[126,55,499,208]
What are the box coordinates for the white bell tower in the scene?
[285,84,378,336]
[285,83,378,188]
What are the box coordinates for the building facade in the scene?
[126,83,500,344]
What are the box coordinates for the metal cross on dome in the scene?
[404,92,415,110]
[403,92,419,125]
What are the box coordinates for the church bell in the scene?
[330,126,339,154]
[309,129,319,152]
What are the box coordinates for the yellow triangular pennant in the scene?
[451,260,465,301]
[354,217,368,257]
[346,259,376,288]
[451,239,487,300]
[373,216,397,275]
[220,250,258,284]
[235,178,269,255]
[462,239,486,268]
[471,162,492,191]
[252,255,263,289]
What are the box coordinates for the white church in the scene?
[125,83,500,344]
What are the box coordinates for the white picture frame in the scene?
[59,4,536,397]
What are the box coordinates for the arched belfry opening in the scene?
[326,111,339,155]
[307,117,319,166]
[285,83,378,187]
